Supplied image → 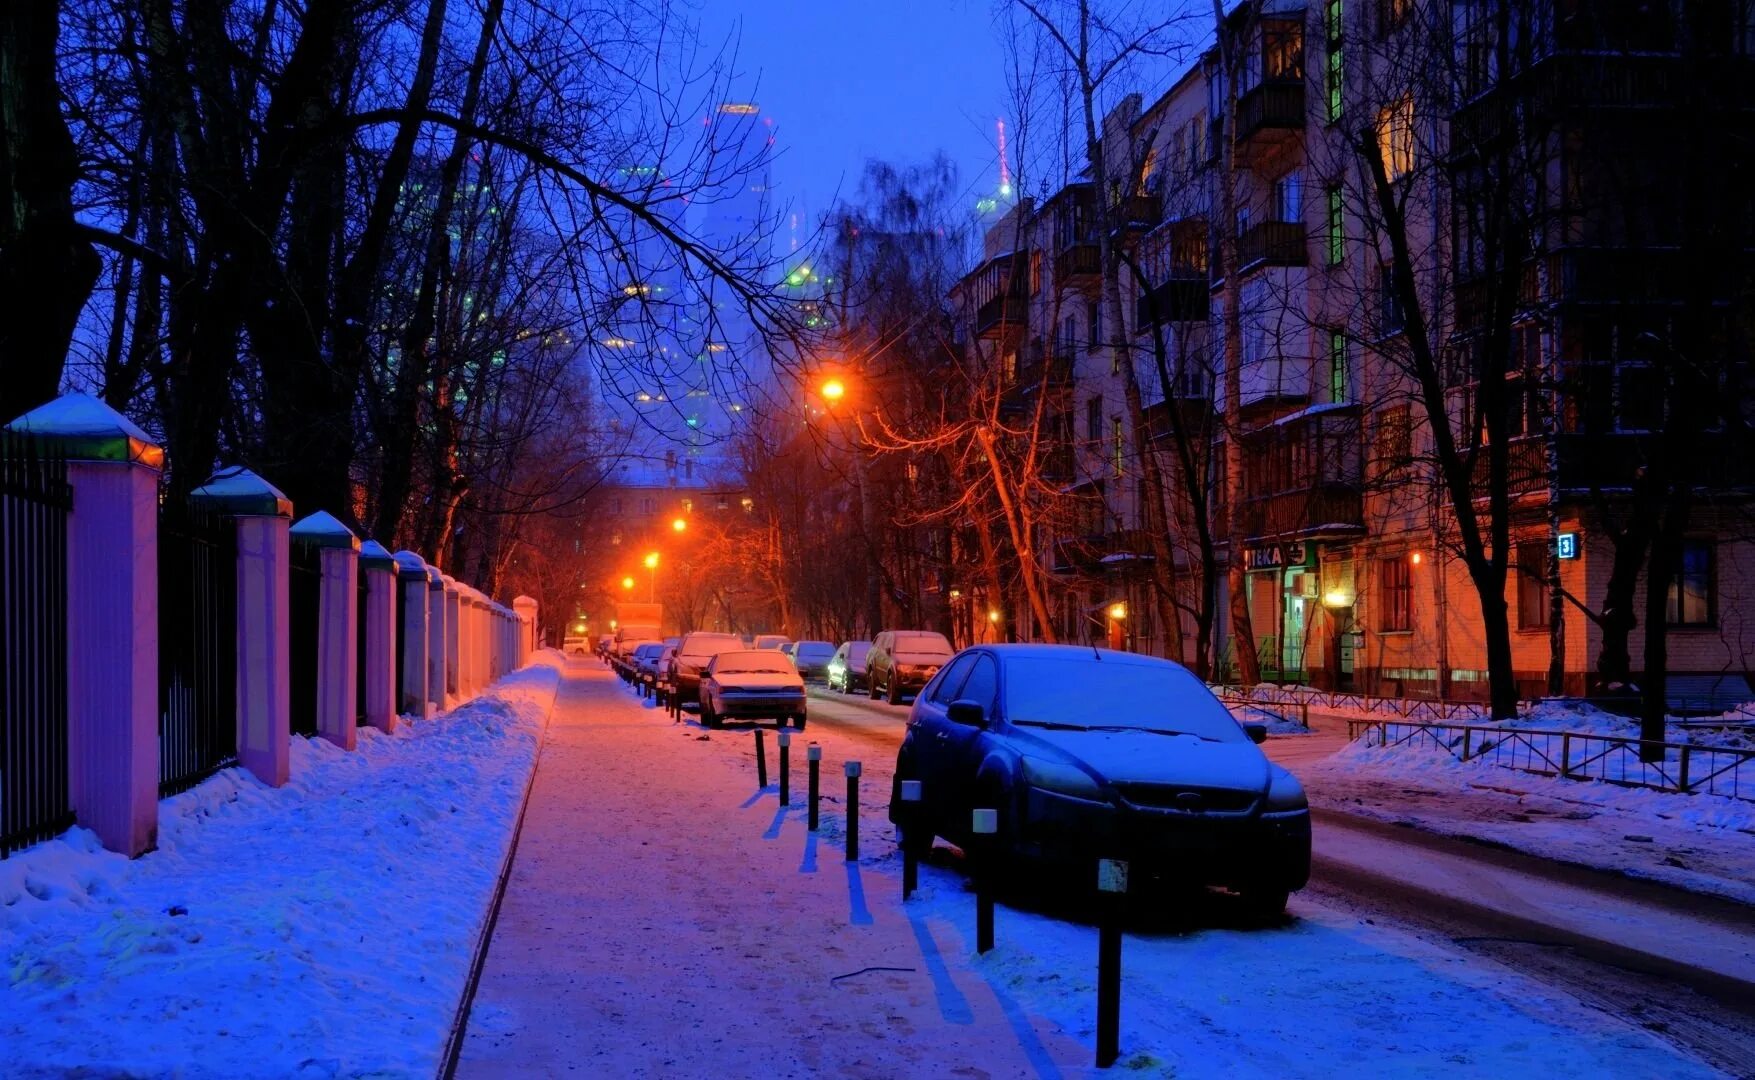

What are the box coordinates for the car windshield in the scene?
[796,642,834,659]
[1003,657,1245,742]
[681,635,742,662]
[848,642,871,663]
[894,632,951,655]
[713,652,795,675]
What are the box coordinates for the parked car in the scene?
[563,636,590,656]
[669,631,746,708]
[889,644,1310,917]
[827,641,872,693]
[654,646,677,705]
[699,650,807,729]
[595,634,616,658]
[791,640,836,682]
[867,630,954,705]
[752,634,791,651]
[633,643,667,679]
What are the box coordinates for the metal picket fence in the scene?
[0,433,73,857]
[1347,718,1754,802]
[158,498,239,796]
[289,541,322,737]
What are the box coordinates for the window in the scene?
[1329,332,1350,402]
[956,656,999,715]
[1272,169,1304,222]
[1376,93,1415,181]
[1517,540,1550,629]
[930,654,977,704]
[1378,0,1411,37]
[1666,541,1714,626]
[1087,300,1102,351]
[1087,396,1103,442]
[1325,185,1345,265]
[1374,405,1412,472]
[1325,0,1344,122]
[1379,263,1405,334]
[1378,557,1412,631]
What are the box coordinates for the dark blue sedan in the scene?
[889,644,1311,916]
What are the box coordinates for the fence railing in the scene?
[288,541,322,737]
[158,499,239,796]
[1,433,72,857]
[1214,682,1494,721]
[1218,696,1309,729]
[1347,718,1754,802]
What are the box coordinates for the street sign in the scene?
[1557,532,1579,560]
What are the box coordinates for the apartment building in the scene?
[953,0,1755,702]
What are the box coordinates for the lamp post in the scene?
[1107,601,1128,651]
[644,551,659,603]
[817,371,880,637]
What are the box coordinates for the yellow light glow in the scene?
[949,589,962,600]
[987,610,1000,623]
[643,552,659,569]
[1410,551,1423,566]
[671,517,687,533]
[621,576,635,590]
[609,619,618,630]
[820,378,846,403]
[1108,602,1128,621]
[1323,590,1354,609]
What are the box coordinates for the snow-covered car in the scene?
[633,643,667,678]
[827,641,871,693]
[670,631,746,708]
[867,630,954,705]
[889,644,1309,918]
[595,634,615,658]
[699,650,807,729]
[791,640,836,681]
[752,634,791,651]
[563,636,590,656]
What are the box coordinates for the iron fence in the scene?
[1347,718,1753,802]
[1218,696,1309,729]
[158,498,239,796]
[289,541,322,737]
[1,433,72,856]
[1215,683,1492,721]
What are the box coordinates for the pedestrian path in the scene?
[456,659,1076,1078]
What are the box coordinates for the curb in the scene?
[436,658,565,1079]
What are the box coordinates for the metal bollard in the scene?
[755,729,768,789]
[844,761,861,861]
[899,780,923,900]
[807,745,821,831]
[778,731,791,806]
[1096,858,1129,1069]
[972,808,998,954]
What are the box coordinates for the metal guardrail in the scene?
[1346,718,1754,802]
[1218,696,1309,730]
[1214,684,1493,721]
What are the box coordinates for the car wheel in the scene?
[887,679,902,705]
[1237,886,1290,922]
[869,676,881,700]
[794,714,807,730]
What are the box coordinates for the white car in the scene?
[670,631,746,708]
[752,634,792,651]
[700,650,807,729]
[563,636,590,656]
[827,641,871,692]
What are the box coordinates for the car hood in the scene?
[1011,727,1270,792]
[712,673,803,690]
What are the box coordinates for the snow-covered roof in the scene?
[1267,400,1356,428]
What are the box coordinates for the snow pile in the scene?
[0,653,562,1078]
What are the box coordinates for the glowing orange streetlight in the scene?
[620,576,636,591]
[820,377,846,404]
[671,517,688,533]
[643,551,659,570]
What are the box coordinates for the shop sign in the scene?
[1246,541,1311,570]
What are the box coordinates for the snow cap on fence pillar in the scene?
[6,392,164,468]
[289,510,360,550]
[192,467,292,519]
[358,539,396,572]
[394,549,428,580]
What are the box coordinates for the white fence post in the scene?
[425,566,446,714]
[290,511,358,751]
[442,574,461,704]
[191,467,293,788]
[8,395,161,856]
[359,540,397,732]
[514,596,538,666]
[394,551,430,717]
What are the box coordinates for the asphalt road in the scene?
[801,682,1755,1076]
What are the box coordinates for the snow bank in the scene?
[0,653,562,1078]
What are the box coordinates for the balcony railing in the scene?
[1052,529,1159,574]
[1006,342,1074,399]
[1055,242,1101,285]
[1136,274,1210,326]
[1453,53,1702,153]
[1460,433,1755,501]
[1453,248,1699,333]
[975,293,1028,339]
[1235,81,1306,143]
[1236,221,1307,270]
[1239,482,1364,541]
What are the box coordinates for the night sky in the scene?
[695,0,1015,229]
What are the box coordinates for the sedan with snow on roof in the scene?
[699,650,808,730]
[888,644,1310,918]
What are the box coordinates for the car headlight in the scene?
[1020,757,1103,800]
[1264,767,1307,813]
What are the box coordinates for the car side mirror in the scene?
[947,700,987,728]
[1244,722,1268,745]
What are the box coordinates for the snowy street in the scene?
[456,658,1754,1077]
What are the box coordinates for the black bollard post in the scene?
[778,731,791,807]
[844,761,861,861]
[972,808,997,954]
[899,780,923,900]
[1095,858,1128,1069]
[807,745,821,831]
[755,729,768,789]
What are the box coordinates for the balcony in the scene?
[1003,341,1075,411]
[1136,275,1210,326]
[1054,243,1101,288]
[1453,248,1698,333]
[1235,81,1306,145]
[1460,433,1755,502]
[1118,194,1163,232]
[1240,483,1364,541]
[975,294,1028,340]
[1235,221,1307,271]
[1239,403,1363,540]
[1052,528,1159,575]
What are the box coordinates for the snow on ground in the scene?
[522,665,1725,1079]
[0,653,562,1079]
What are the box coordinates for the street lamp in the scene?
[1107,602,1128,621]
[643,551,659,602]
[643,552,659,570]
[620,576,635,591]
[671,517,687,533]
[820,377,846,404]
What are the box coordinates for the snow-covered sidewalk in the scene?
[0,654,562,1078]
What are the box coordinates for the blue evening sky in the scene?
[694,0,1016,231]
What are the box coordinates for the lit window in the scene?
[1666,541,1714,627]
[1326,186,1345,265]
[1376,94,1415,181]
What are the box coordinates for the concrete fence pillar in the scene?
[394,551,430,717]
[7,395,162,857]
[513,596,538,666]
[443,574,461,704]
[192,467,293,788]
[359,540,397,732]
[290,512,358,751]
[425,566,446,714]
